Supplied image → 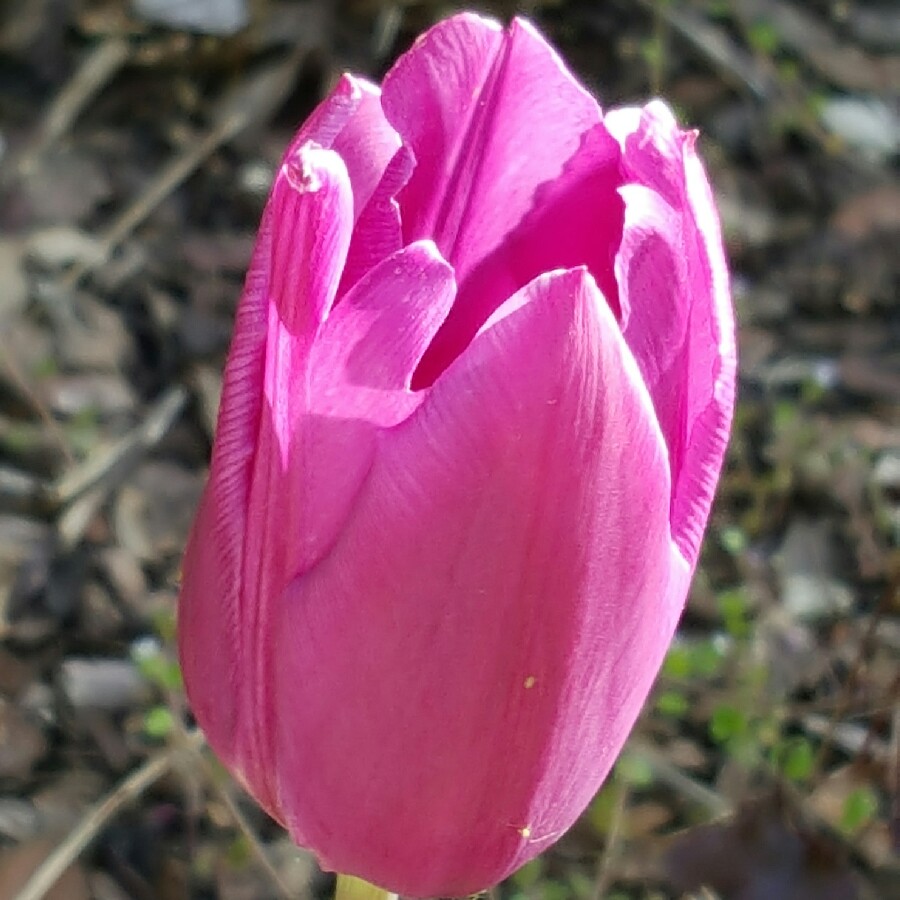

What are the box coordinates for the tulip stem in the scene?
[334,874,398,900]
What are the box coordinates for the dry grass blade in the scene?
[4,37,129,185]
[732,0,900,92]
[632,0,772,100]
[60,46,309,291]
[0,354,75,469]
[811,573,899,781]
[629,740,732,818]
[51,384,187,513]
[590,781,629,900]
[12,730,205,900]
[186,731,296,900]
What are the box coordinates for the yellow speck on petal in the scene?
[519,825,532,839]
[524,676,536,689]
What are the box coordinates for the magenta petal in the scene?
[608,102,736,565]
[291,74,400,219]
[382,15,601,282]
[178,143,354,815]
[337,144,414,297]
[269,268,689,897]
[267,145,353,335]
[312,239,455,426]
[415,121,623,386]
[330,81,401,216]
[380,12,503,251]
[267,242,455,588]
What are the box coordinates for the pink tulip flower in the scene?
[178,11,735,898]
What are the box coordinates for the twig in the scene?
[59,117,242,291]
[3,38,129,186]
[629,740,732,817]
[731,0,900,93]
[801,710,892,766]
[0,353,75,467]
[590,782,630,900]
[52,384,187,550]
[52,384,187,511]
[12,730,205,900]
[889,702,899,857]
[811,573,899,781]
[60,47,307,291]
[186,733,295,900]
[631,0,773,100]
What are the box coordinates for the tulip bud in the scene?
[179,12,735,898]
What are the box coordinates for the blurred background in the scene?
[0,1,897,898]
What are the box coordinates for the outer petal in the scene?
[178,143,353,815]
[270,268,690,897]
[606,101,736,565]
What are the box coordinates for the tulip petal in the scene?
[414,121,624,386]
[337,144,414,298]
[273,239,455,577]
[607,101,736,565]
[312,239,455,426]
[291,74,400,219]
[179,143,354,816]
[382,15,601,284]
[380,12,503,251]
[270,268,689,897]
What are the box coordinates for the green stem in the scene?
[334,874,399,900]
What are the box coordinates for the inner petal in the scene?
[290,75,401,227]
[381,15,602,284]
[413,122,624,387]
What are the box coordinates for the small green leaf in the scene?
[841,787,878,834]
[588,785,619,835]
[773,400,799,430]
[31,356,58,379]
[717,589,750,638]
[543,882,573,900]
[662,645,693,679]
[135,653,166,684]
[226,835,251,867]
[144,706,174,739]
[748,20,780,55]
[335,875,396,900]
[720,525,747,556]
[779,738,814,783]
[656,690,690,718]
[640,37,665,69]
[511,858,543,889]
[132,642,182,690]
[152,608,178,642]
[691,640,725,677]
[160,660,183,690]
[615,752,654,788]
[709,704,747,743]
[717,589,747,619]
